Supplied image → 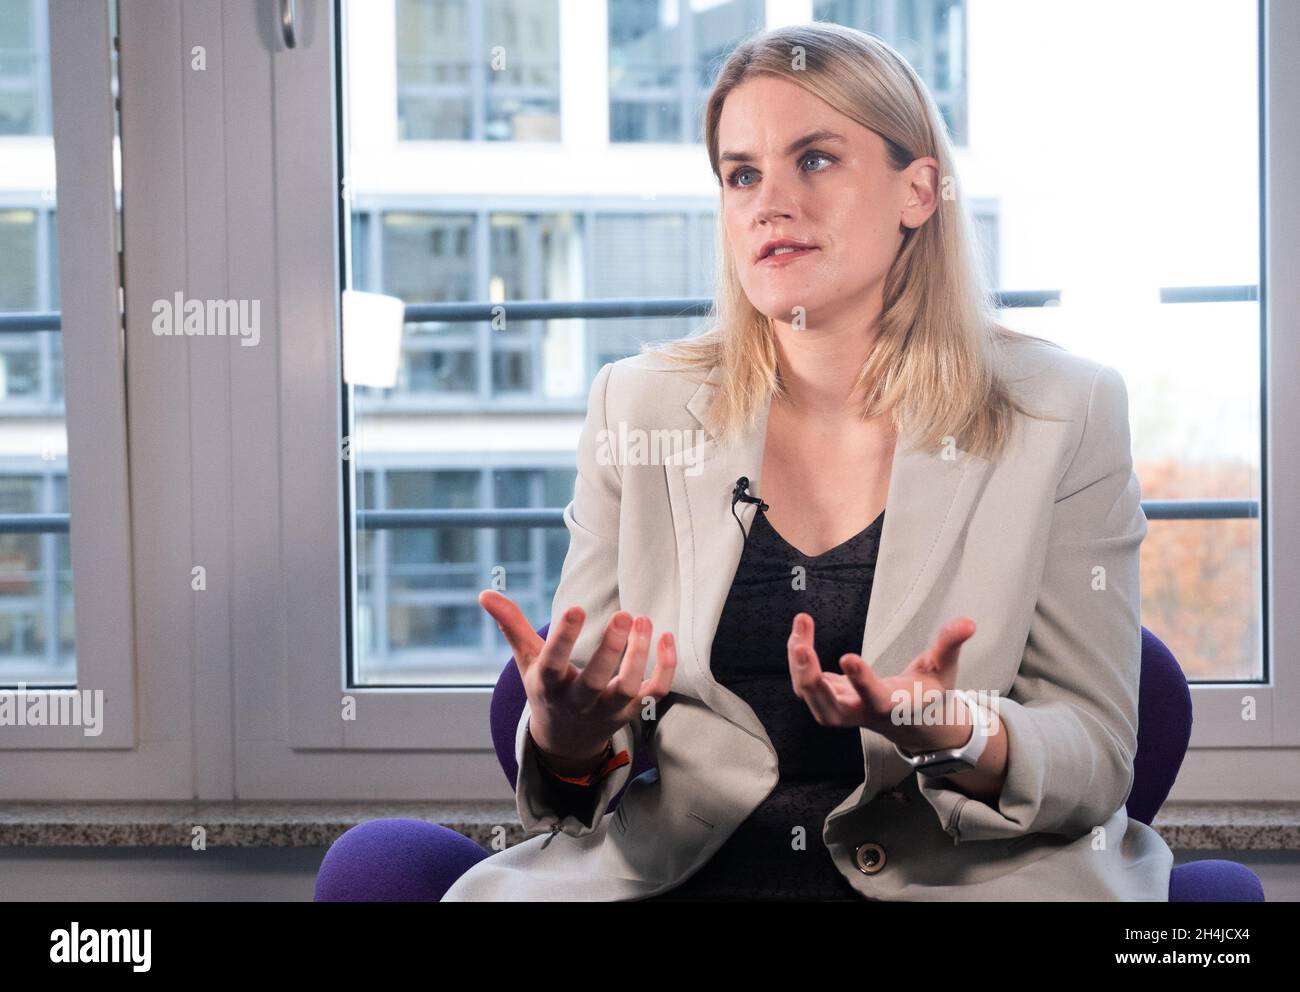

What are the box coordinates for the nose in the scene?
[756,202,795,227]
[752,170,798,227]
[755,194,795,227]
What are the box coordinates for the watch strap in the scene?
[893,692,990,775]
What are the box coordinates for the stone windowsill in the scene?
[0,801,1297,851]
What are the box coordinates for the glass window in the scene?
[487,211,587,396]
[589,211,714,368]
[925,0,1258,681]
[353,463,576,684]
[485,0,562,140]
[353,208,592,403]
[610,0,765,143]
[0,209,47,403]
[815,0,968,145]
[0,0,105,686]
[376,211,478,395]
[0,0,49,136]
[396,0,561,141]
[347,0,730,685]
[342,0,1261,687]
[395,0,473,140]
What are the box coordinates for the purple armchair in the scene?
[314,625,1265,902]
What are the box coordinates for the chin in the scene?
[748,291,828,326]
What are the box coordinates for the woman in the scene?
[442,22,1174,901]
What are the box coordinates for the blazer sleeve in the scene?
[515,361,638,839]
[916,363,1148,843]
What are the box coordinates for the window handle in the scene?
[281,0,297,49]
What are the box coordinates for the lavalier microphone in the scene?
[731,476,769,541]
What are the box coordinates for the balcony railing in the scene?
[0,285,1263,534]
[0,283,1263,334]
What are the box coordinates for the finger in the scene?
[924,617,976,675]
[820,670,870,709]
[789,642,840,723]
[632,631,678,721]
[643,631,677,699]
[786,612,815,685]
[789,612,814,644]
[838,653,893,716]
[533,603,591,689]
[480,590,545,673]
[787,612,818,694]
[608,615,654,702]
[821,651,873,706]
[567,611,635,707]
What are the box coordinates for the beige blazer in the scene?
[443,331,1174,901]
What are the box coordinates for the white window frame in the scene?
[0,1,141,773]
[260,0,1300,801]
[8,0,1294,803]
[1164,0,1300,802]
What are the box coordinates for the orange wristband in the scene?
[528,728,630,787]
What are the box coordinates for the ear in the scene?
[900,156,942,230]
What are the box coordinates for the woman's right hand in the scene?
[478,589,677,774]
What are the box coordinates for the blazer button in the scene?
[854,842,886,875]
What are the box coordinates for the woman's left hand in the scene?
[788,612,980,753]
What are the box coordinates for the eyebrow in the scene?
[719,129,848,165]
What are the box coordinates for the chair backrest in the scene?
[490,622,1191,825]
[1129,626,1192,824]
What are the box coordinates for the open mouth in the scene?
[758,246,819,265]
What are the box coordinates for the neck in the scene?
[769,313,882,422]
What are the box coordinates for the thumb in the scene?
[928,617,975,673]
[480,589,539,669]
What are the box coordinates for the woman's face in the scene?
[717,73,939,330]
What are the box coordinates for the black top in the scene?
[643,505,885,901]
[530,504,885,901]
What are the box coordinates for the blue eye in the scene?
[727,167,757,188]
[726,151,835,188]
[803,151,834,173]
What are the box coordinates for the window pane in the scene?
[1000,301,1262,682]
[342,0,1261,688]
[589,212,709,367]
[395,0,561,141]
[0,208,38,308]
[610,0,765,143]
[395,0,473,139]
[689,0,766,140]
[485,0,561,141]
[944,1,1260,681]
[374,211,479,396]
[815,0,968,144]
[486,211,587,396]
[381,211,477,306]
[0,0,116,686]
[0,0,47,136]
[609,0,684,142]
[345,0,742,685]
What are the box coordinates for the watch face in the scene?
[918,757,973,777]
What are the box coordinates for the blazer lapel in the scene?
[860,436,995,677]
[661,365,771,736]
[663,362,995,748]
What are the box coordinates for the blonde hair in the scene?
[642,21,1062,461]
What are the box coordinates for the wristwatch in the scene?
[892,691,990,777]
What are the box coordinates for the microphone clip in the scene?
[731,476,769,512]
